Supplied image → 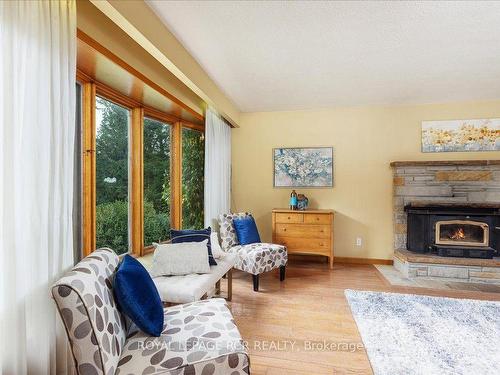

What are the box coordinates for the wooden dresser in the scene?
[272,209,334,268]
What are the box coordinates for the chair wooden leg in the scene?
[252,274,259,292]
[227,268,233,301]
[280,265,286,281]
[215,279,221,296]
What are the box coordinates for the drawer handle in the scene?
[316,217,320,221]
[283,228,287,231]
[320,230,324,233]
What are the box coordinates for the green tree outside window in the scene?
[144,117,171,246]
[95,97,130,254]
[94,98,205,255]
[182,128,205,229]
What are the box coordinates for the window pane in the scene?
[144,117,171,246]
[95,96,130,255]
[182,127,205,229]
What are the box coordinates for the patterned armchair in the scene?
[218,213,288,291]
[51,248,250,375]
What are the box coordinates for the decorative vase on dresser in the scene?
[272,209,335,269]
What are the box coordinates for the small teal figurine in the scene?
[297,194,309,210]
[290,190,298,210]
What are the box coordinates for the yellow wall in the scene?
[232,100,500,261]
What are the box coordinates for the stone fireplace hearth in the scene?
[391,160,500,284]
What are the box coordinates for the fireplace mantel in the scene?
[390,160,500,167]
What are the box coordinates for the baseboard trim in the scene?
[334,257,393,265]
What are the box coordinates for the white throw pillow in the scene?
[150,240,210,277]
[210,231,225,259]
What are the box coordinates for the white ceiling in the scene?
[146,1,500,112]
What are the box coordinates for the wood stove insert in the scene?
[405,202,500,259]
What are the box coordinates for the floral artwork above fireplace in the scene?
[422,118,500,152]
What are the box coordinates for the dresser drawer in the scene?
[275,212,303,224]
[304,213,331,225]
[275,223,330,238]
[275,236,331,255]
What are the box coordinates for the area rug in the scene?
[345,289,500,375]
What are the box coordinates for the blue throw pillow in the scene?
[114,255,164,337]
[170,227,217,266]
[233,216,261,245]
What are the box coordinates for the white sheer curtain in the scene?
[0,1,76,374]
[204,108,232,228]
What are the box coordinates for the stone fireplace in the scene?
[391,160,500,284]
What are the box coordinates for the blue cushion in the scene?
[113,255,164,337]
[233,216,261,245]
[170,227,217,266]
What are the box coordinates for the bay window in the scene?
[78,74,205,257]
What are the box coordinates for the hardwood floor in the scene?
[223,259,500,375]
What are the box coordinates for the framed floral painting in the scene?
[273,147,333,187]
[422,118,500,152]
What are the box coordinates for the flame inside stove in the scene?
[450,228,466,240]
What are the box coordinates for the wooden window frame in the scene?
[171,121,183,231]
[131,107,144,257]
[78,70,204,258]
[78,72,96,257]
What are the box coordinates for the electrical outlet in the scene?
[356,237,362,247]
